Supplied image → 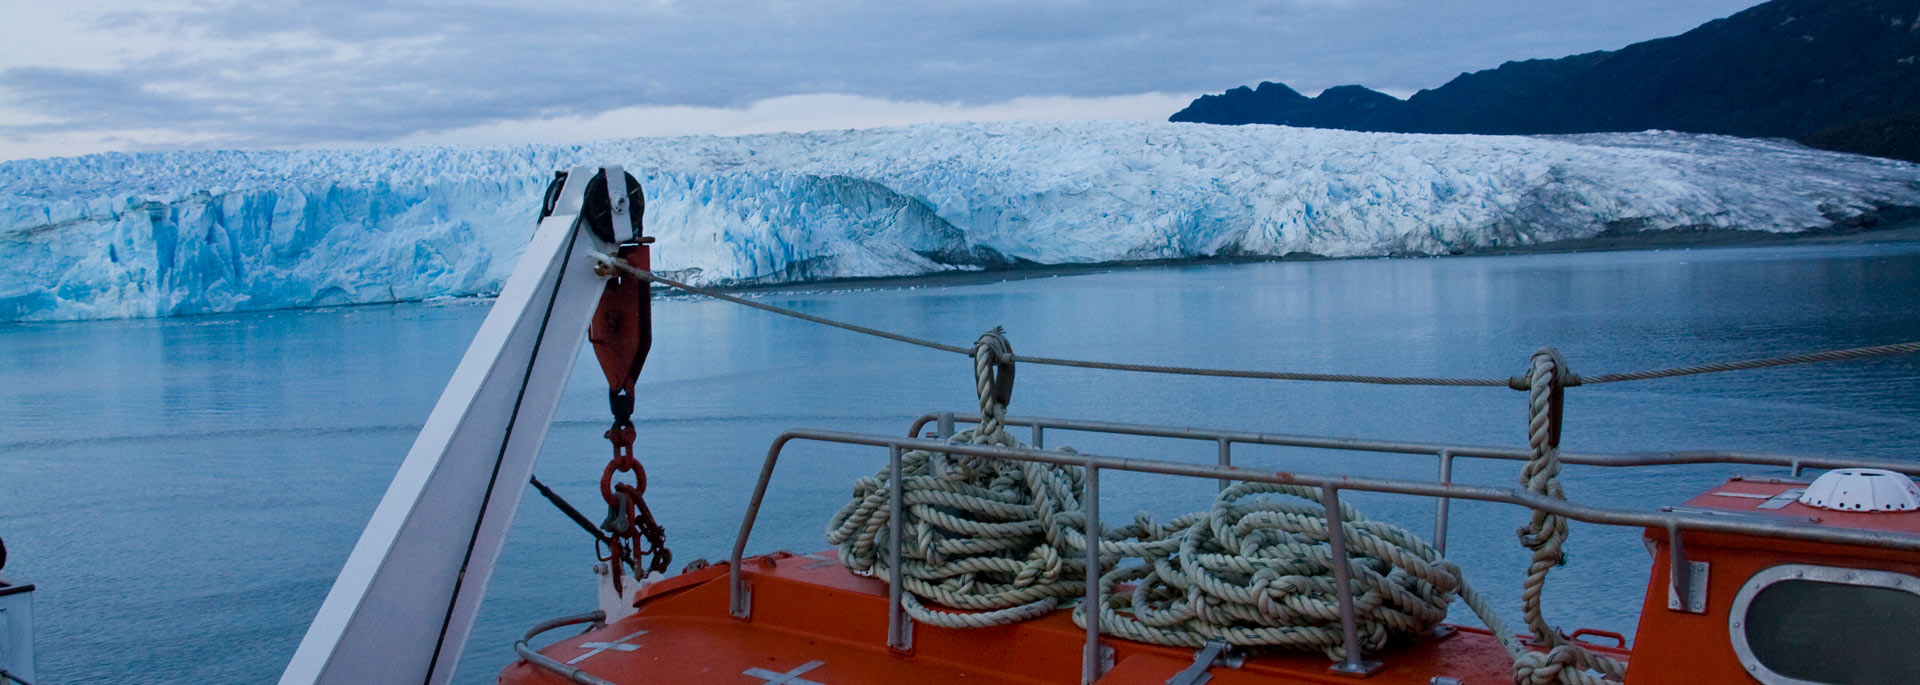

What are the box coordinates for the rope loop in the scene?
[1504,349,1626,684]
[971,327,1016,437]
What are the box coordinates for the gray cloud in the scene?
[0,67,208,130]
[1,0,1764,152]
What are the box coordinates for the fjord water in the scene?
[3,243,1919,683]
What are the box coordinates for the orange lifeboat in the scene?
[500,418,1920,684]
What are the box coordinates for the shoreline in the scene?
[9,221,1918,326]
[727,220,1920,296]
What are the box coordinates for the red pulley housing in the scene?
[590,245,652,398]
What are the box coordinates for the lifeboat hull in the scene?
[502,550,1620,684]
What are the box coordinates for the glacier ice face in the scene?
[3,121,1919,322]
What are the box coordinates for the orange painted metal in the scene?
[1625,477,1920,684]
[500,476,1920,684]
[587,244,652,402]
[500,549,1626,684]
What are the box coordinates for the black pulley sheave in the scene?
[539,169,647,244]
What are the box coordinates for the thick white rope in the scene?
[827,329,1455,652]
[827,336,1630,682]
[1072,481,1459,660]
[1494,350,1627,685]
[825,329,1148,628]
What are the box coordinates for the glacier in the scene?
[3,120,1919,322]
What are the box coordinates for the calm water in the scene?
[3,243,1919,683]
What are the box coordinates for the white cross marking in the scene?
[744,659,826,684]
[566,629,648,665]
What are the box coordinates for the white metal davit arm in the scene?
[282,166,641,685]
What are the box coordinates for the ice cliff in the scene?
[3,121,1919,322]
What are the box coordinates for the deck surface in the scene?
[501,550,1628,684]
[1689,476,1920,535]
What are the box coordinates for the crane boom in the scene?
[282,166,633,684]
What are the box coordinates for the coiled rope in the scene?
[827,332,1627,683]
[827,329,1462,660]
[1073,481,1460,660]
[587,252,1918,389]
[825,330,1163,627]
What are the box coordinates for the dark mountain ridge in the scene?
[1171,0,1920,162]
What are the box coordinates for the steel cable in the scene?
[1573,341,1920,384]
[587,252,1918,389]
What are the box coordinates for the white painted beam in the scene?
[282,167,612,685]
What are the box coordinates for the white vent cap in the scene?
[1798,468,1920,512]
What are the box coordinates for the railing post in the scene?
[731,434,798,620]
[887,445,913,652]
[1217,438,1232,491]
[936,412,955,440]
[1082,460,1103,684]
[1433,451,1453,556]
[1666,522,1706,614]
[1034,424,1045,449]
[1322,486,1383,676]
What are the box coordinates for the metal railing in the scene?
[905,412,1920,554]
[727,414,1920,683]
[515,611,616,685]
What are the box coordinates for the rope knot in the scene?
[971,327,1016,441]
[972,327,1016,406]
[1014,544,1063,587]
[1514,644,1619,685]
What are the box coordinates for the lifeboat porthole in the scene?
[1729,564,1920,684]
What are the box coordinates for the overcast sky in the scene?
[0,0,1762,161]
